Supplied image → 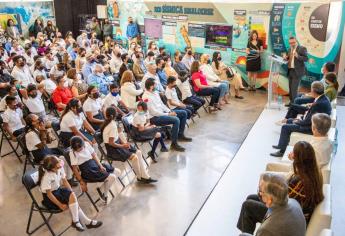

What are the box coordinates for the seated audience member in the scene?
[23,45,35,67]
[190,61,220,112]
[212,51,244,99]
[267,113,333,173]
[120,70,143,110]
[295,62,336,105]
[158,46,166,57]
[25,114,75,184]
[238,142,323,235]
[143,78,192,152]
[102,107,158,183]
[147,41,160,57]
[0,61,13,97]
[109,49,122,75]
[83,85,104,130]
[182,47,195,70]
[144,51,155,67]
[70,136,117,204]
[11,55,35,87]
[163,55,178,79]
[81,53,96,80]
[128,41,137,58]
[271,81,332,157]
[1,96,25,139]
[39,155,102,232]
[132,52,146,81]
[119,53,132,80]
[87,64,110,95]
[0,84,22,112]
[36,74,56,96]
[324,72,338,102]
[52,76,73,112]
[44,51,59,71]
[200,54,230,105]
[142,62,164,93]
[21,83,46,118]
[75,47,86,73]
[173,51,189,75]
[60,98,96,148]
[50,62,66,79]
[156,58,168,87]
[132,101,168,162]
[67,68,88,99]
[102,83,129,117]
[33,59,48,81]
[166,76,194,119]
[238,173,306,236]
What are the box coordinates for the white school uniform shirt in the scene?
[109,56,122,74]
[40,79,57,95]
[102,93,121,109]
[142,90,170,119]
[11,65,35,87]
[132,112,149,127]
[310,136,333,168]
[40,168,66,193]
[60,111,86,132]
[1,107,24,132]
[102,120,119,143]
[181,55,195,70]
[69,142,94,166]
[23,53,35,67]
[25,130,41,151]
[83,97,102,116]
[50,66,65,78]
[165,87,180,109]
[45,57,59,70]
[0,94,22,112]
[176,78,192,101]
[22,91,45,113]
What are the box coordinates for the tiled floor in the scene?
[0,90,267,236]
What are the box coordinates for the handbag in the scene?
[226,67,235,78]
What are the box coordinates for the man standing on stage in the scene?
[284,36,308,106]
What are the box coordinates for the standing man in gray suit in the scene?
[284,36,308,106]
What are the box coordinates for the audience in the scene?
[1,95,25,139]
[83,85,104,130]
[120,70,143,110]
[52,76,73,112]
[11,55,35,87]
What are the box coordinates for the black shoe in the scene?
[85,220,103,229]
[178,135,193,142]
[147,151,157,163]
[270,150,284,157]
[170,142,185,152]
[235,95,244,99]
[71,221,85,232]
[141,177,158,184]
[68,178,79,187]
[160,147,169,152]
[272,145,281,150]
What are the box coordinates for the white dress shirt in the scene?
[200,64,221,87]
[142,72,164,92]
[181,55,195,70]
[120,82,143,110]
[142,90,170,118]
[11,65,35,87]
[176,78,193,101]
[165,87,180,109]
[310,136,333,168]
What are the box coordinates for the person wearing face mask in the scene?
[21,83,46,118]
[83,85,104,131]
[147,41,160,57]
[44,20,58,41]
[324,72,338,102]
[23,46,34,67]
[120,71,143,110]
[67,68,88,99]
[126,16,139,44]
[60,98,96,148]
[50,62,66,79]
[44,51,59,71]
[144,51,156,67]
[10,40,25,56]
[142,62,164,93]
[5,19,20,40]
[1,96,25,140]
[11,55,35,87]
[102,83,129,117]
[119,53,133,80]
[33,59,48,81]
[52,76,73,112]
[128,42,137,58]
[182,47,195,70]
[156,58,168,88]
[109,49,122,74]
[75,47,86,73]
[0,84,22,112]
[87,64,110,95]
[81,52,97,80]
[0,60,14,98]
[132,52,146,81]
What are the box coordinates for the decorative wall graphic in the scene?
[144,18,162,39]
[188,23,205,38]
[205,24,233,48]
[232,10,248,50]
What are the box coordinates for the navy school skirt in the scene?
[42,187,72,210]
[131,126,160,141]
[31,147,63,163]
[79,159,114,183]
[104,139,137,162]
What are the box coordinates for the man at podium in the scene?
[283,36,308,106]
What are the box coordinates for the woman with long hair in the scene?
[324,72,338,102]
[120,70,143,110]
[246,30,263,91]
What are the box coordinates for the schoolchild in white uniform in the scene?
[83,85,104,131]
[102,83,129,119]
[1,95,25,139]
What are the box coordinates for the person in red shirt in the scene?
[52,76,73,112]
[190,61,220,113]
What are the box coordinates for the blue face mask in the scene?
[138,111,146,115]
[111,91,119,96]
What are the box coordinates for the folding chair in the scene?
[94,131,134,187]
[176,86,200,119]
[50,121,64,149]
[22,169,71,236]
[0,115,23,161]
[189,79,210,113]
[16,133,40,176]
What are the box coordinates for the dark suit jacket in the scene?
[296,94,332,127]
[287,45,308,78]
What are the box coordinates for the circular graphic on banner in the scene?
[309,4,329,42]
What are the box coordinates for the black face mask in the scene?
[19,62,25,67]
[29,92,37,98]
[178,55,183,61]
[187,51,192,56]
[92,92,100,99]
[127,59,133,64]
[218,57,222,61]
[116,53,121,58]
[77,107,83,114]
[207,59,211,64]
[129,21,133,24]
[162,63,166,68]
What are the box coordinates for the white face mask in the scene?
[76,73,82,81]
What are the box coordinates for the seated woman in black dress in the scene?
[101,106,157,184]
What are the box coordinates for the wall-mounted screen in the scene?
[144,18,162,39]
[205,24,233,48]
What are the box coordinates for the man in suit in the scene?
[271,81,332,157]
[284,36,308,106]
[239,173,306,236]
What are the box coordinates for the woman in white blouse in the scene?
[200,54,230,105]
[120,70,143,110]
[59,98,96,148]
[83,85,104,130]
[75,47,86,73]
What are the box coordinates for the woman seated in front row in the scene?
[59,98,96,148]
[69,136,118,204]
[102,106,158,184]
[83,85,104,131]
[39,155,102,232]
[237,141,324,234]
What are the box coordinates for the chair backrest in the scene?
[17,132,30,155]
[51,120,61,133]
[94,131,104,144]
[22,169,40,191]
[121,113,134,136]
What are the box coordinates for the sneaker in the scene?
[235,95,244,99]
[160,146,169,152]
[178,135,193,142]
[71,221,85,232]
[147,151,158,163]
[170,142,185,152]
[86,220,103,229]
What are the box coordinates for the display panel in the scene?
[205,24,233,48]
[144,18,162,38]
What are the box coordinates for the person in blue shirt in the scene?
[156,58,168,87]
[87,64,110,95]
[67,43,78,61]
[82,53,97,80]
[126,17,139,44]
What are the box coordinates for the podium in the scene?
[267,54,287,109]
